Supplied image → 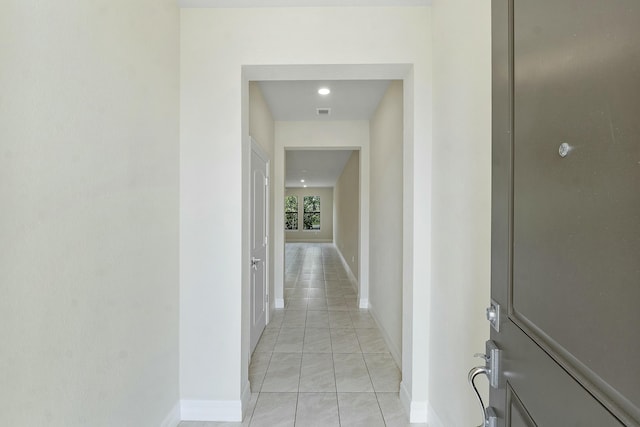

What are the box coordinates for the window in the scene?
[303,196,321,230]
[285,195,298,230]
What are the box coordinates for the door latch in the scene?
[485,407,498,427]
[251,257,261,270]
[469,340,502,427]
[473,340,501,388]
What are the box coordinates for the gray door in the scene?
[488,0,640,425]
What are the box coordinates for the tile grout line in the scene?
[277,243,400,427]
[293,246,309,427]
[247,385,262,426]
[375,390,390,427]
[332,348,342,426]
[362,352,390,426]
[322,270,342,427]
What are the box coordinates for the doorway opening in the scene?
[242,64,421,421]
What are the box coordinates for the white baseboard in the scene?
[160,401,181,427]
[334,245,359,294]
[180,399,242,422]
[399,381,428,423]
[359,298,369,309]
[411,399,428,423]
[428,402,445,427]
[368,302,402,369]
[275,298,284,309]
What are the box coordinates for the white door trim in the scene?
[241,63,430,423]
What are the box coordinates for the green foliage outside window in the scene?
[285,195,298,230]
[303,196,321,230]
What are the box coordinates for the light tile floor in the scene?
[180,243,427,427]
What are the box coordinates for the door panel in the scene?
[498,321,623,426]
[507,386,536,427]
[512,0,640,412]
[250,142,268,354]
[490,0,640,425]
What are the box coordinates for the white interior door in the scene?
[250,140,269,354]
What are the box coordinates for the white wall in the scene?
[334,151,360,281]
[369,81,404,367]
[285,187,334,242]
[429,1,492,426]
[0,1,180,426]
[249,82,276,313]
[181,6,432,420]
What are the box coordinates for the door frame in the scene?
[276,144,368,310]
[241,63,431,422]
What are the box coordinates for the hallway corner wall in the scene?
[1,1,180,425]
[430,0,492,425]
[334,151,360,282]
[369,81,404,367]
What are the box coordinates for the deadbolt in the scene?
[486,300,500,332]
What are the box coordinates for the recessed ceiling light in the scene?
[318,88,330,95]
[300,179,305,183]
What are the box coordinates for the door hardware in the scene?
[473,340,501,388]
[485,407,497,427]
[486,299,500,332]
[474,353,488,361]
[251,257,261,270]
[469,340,502,427]
[558,142,571,158]
[469,365,489,427]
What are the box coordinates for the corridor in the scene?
[181,243,424,426]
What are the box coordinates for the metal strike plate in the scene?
[486,299,500,332]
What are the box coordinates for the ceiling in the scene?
[258,80,391,121]
[286,149,354,188]
[260,79,389,188]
